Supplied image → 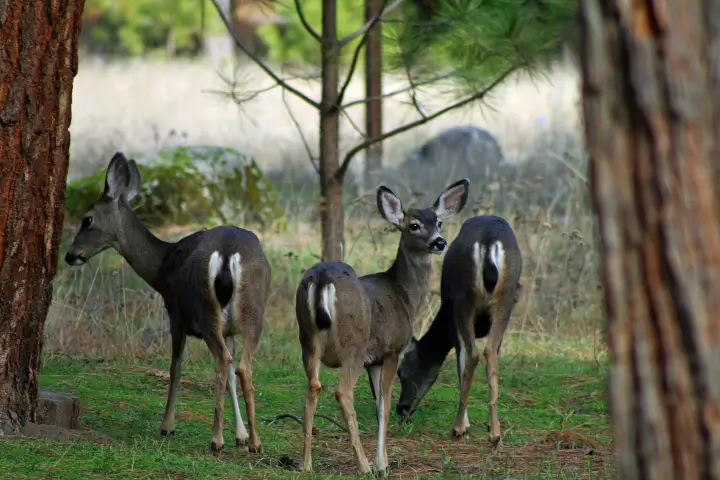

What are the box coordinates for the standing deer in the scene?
[64,153,271,454]
[395,215,522,447]
[295,179,470,476]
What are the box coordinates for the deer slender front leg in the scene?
[374,356,398,477]
[159,328,186,437]
[224,336,249,448]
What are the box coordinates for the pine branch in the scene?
[338,0,404,48]
[282,88,319,173]
[340,71,456,110]
[210,0,320,110]
[335,67,518,182]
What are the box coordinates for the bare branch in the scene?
[336,0,393,105]
[341,109,367,140]
[338,0,404,48]
[340,71,456,110]
[399,41,427,119]
[335,67,517,182]
[294,0,322,43]
[282,88,319,173]
[210,0,320,110]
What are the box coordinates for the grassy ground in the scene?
[0,333,611,479]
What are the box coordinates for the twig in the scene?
[282,88,319,173]
[264,413,349,433]
[210,0,320,110]
[338,0,404,48]
[341,108,367,139]
[335,67,518,181]
[294,0,322,43]
[340,71,456,110]
[337,0,392,105]
[399,41,427,119]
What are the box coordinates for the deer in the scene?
[64,152,271,454]
[395,215,523,448]
[294,179,470,476]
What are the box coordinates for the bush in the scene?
[65,146,284,229]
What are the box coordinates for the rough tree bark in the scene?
[319,0,344,262]
[580,1,720,478]
[364,0,384,186]
[0,0,85,434]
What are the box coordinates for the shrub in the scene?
[65,146,284,229]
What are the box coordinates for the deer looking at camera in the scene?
[295,179,470,476]
[396,215,522,447]
[65,153,271,454]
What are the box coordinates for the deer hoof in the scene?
[210,441,224,454]
[159,428,175,437]
[489,434,503,450]
[236,437,249,449]
[450,427,470,440]
[248,442,263,454]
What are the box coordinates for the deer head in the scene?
[65,152,141,266]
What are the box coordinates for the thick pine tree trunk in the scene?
[580,1,720,478]
[319,0,344,262]
[0,0,84,434]
[364,0,383,186]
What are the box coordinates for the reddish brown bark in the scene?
[580,1,720,478]
[319,0,344,262]
[0,0,85,434]
[364,0,383,183]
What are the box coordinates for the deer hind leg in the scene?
[237,324,262,453]
[451,302,479,440]
[224,336,250,449]
[159,319,186,437]
[374,355,399,477]
[485,295,513,449]
[203,327,233,454]
[336,361,371,475]
[300,343,322,472]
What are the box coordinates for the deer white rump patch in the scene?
[473,241,504,298]
[306,281,336,326]
[208,251,242,329]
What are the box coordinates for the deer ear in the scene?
[377,185,404,228]
[125,159,142,202]
[103,152,131,200]
[433,178,470,219]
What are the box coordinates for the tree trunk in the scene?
[0,0,84,435]
[319,0,344,262]
[580,1,720,478]
[364,0,383,186]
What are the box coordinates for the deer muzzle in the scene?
[428,236,447,254]
[65,250,87,266]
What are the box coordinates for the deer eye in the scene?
[81,216,93,229]
[409,222,421,232]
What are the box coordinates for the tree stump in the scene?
[35,390,83,430]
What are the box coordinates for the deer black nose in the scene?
[429,237,447,252]
[396,403,412,420]
[64,252,75,265]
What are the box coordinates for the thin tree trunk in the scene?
[0,0,85,434]
[319,0,344,262]
[580,1,720,478]
[364,0,383,186]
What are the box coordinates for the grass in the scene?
[0,334,611,479]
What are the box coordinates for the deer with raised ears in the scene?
[295,179,470,476]
[64,152,271,454]
[395,215,522,448]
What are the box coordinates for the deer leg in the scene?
[204,331,233,454]
[485,299,512,449]
[237,332,262,453]
[159,324,186,437]
[224,336,249,448]
[336,362,371,475]
[374,356,399,477]
[301,346,322,472]
[451,304,478,440]
[367,365,381,423]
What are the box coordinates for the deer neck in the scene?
[116,205,173,292]
[417,301,455,367]
[388,242,433,316]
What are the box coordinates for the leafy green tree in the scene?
[214,0,576,262]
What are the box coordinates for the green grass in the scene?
[0,333,612,479]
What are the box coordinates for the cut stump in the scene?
[36,390,83,429]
